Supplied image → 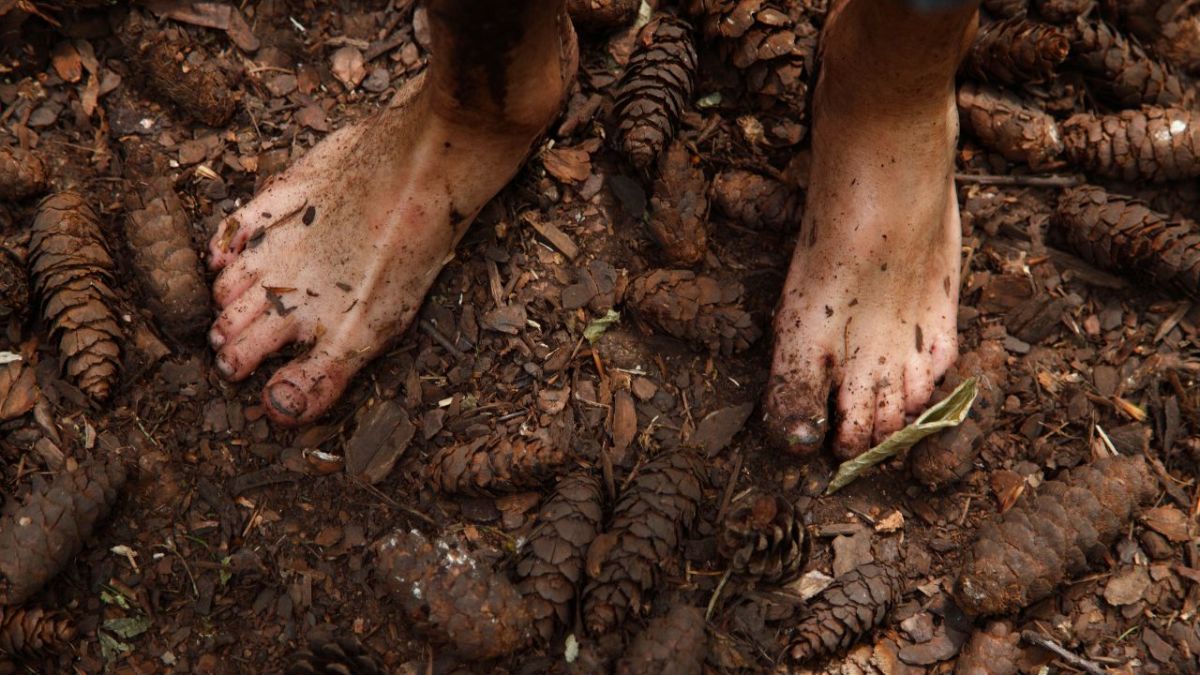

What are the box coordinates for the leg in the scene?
[208,1,576,425]
[763,0,978,458]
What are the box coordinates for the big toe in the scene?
[262,343,364,426]
[763,356,833,455]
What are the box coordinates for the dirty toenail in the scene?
[268,381,307,419]
[209,328,226,350]
[784,416,827,455]
[215,353,235,379]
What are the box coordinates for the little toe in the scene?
[763,353,834,455]
[834,370,877,460]
[216,314,299,381]
[903,358,936,415]
[930,333,959,381]
[872,377,906,445]
[262,344,364,426]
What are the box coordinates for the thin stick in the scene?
[955,173,1085,188]
[705,568,733,621]
[419,319,467,359]
[1020,630,1108,675]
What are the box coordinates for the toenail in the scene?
[268,381,307,419]
[209,328,226,350]
[784,416,827,455]
[215,353,235,379]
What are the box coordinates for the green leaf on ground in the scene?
[103,615,151,640]
[584,310,621,344]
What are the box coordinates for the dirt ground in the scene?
[1,1,1199,673]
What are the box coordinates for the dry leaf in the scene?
[331,46,367,89]
[0,358,38,421]
[51,41,82,83]
[542,146,592,183]
[1141,505,1193,543]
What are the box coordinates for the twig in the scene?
[419,319,467,359]
[1020,630,1108,675]
[705,568,733,621]
[352,477,437,526]
[955,172,1085,188]
[715,451,744,523]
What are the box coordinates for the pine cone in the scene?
[954,455,1156,616]
[568,0,638,31]
[955,621,1020,675]
[965,17,1069,85]
[647,142,708,266]
[624,269,761,355]
[1054,185,1200,299]
[582,449,706,635]
[0,146,47,201]
[787,563,906,663]
[515,472,605,641]
[1062,107,1200,183]
[124,178,210,340]
[1103,0,1200,74]
[285,636,380,675]
[616,604,708,675]
[612,15,698,169]
[428,438,568,496]
[29,192,122,401]
[0,457,127,605]
[0,246,28,321]
[957,82,1064,170]
[717,489,805,582]
[0,357,37,423]
[0,605,75,658]
[374,529,531,660]
[982,0,1029,18]
[684,0,820,115]
[1068,20,1190,109]
[909,341,1008,490]
[710,169,802,231]
[1035,0,1095,23]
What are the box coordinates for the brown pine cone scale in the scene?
[613,16,698,169]
[1062,107,1200,183]
[0,605,75,658]
[624,270,761,355]
[616,604,708,675]
[428,438,568,496]
[285,635,381,675]
[717,489,805,582]
[710,169,802,231]
[957,82,1064,170]
[787,563,906,663]
[1069,20,1190,109]
[0,146,47,201]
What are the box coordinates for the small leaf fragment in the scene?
[584,309,621,343]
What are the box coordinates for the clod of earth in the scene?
[374,529,531,661]
[647,141,709,266]
[710,169,802,231]
[615,603,708,675]
[1061,107,1200,182]
[285,634,381,675]
[0,457,127,606]
[954,621,1021,675]
[1103,0,1200,74]
[1054,185,1200,300]
[0,605,75,661]
[29,192,123,401]
[624,269,761,355]
[515,472,605,642]
[717,488,806,583]
[953,454,1157,616]
[612,15,698,170]
[787,562,907,663]
[0,246,29,321]
[956,82,1064,170]
[567,0,639,31]
[428,437,569,496]
[1068,19,1190,109]
[0,146,47,201]
[582,448,705,635]
[965,16,1069,85]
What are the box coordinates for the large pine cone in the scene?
[0,457,127,605]
[647,141,709,266]
[1062,107,1200,183]
[1069,19,1190,109]
[710,169,802,231]
[717,489,805,582]
[0,605,75,658]
[965,16,1069,84]
[612,15,698,169]
[515,472,605,641]
[1103,0,1200,74]
[957,82,1064,170]
[624,270,761,355]
[582,448,706,635]
[0,146,47,201]
[616,604,708,675]
[29,192,122,401]
[787,563,906,663]
[428,437,568,496]
[285,635,380,675]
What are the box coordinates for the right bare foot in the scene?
[208,2,576,425]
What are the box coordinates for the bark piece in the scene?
[624,269,761,355]
[616,604,708,675]
[428,438,568,496]
[285,635,380,675]
[1069,20,1190,108]
[710,169,802,231]
[787,563,906,663]
[955,621,1020,675]
[909,341,1008,489]
[515,472,605,641]
[374,529,531,660]
[124,178,210,340]
[0,246,28,322]
[717,489,805,582]
[568,0,638,31]
[953,455,1156,616]
[345,399,414,484]
[1062,107,1200,183]
[0,457,127,605]
[612,16,698,169]
[30,192,122,401]
[965,16,1069,84]
[1035,0,1095,23]
[647,142,708,265]
[957,82,1064,170]
[0,605,75,659]
[582,448,706,635]
[0,146,47,201]
[1054,185,1200,299]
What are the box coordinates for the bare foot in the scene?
[208,2,576,425]
[762,0,976,459]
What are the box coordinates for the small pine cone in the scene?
[955,621,1021,675]
[0,357,38,423]
[0,457,127,605]
[710,169,802,231]
[0,246,28,321]
[616,604,708,675]
[0,605,75,658]
[624,269,761,355]
[428,438,568,496]
[787,563,906,663]
[1104,0,1200,74]
[285,636,380,675]
[30,192,122,401]
[909,341,1008,490]
[1069,20,1190,109]
[612,16,698,169]
[954,455,1156,616]
[374,529,531,660]
[583,449,706,635]
[982,0,1029,18]
[0,146,47,201]
[515,472,605,641]
[957,82,1064,170]
[1035,0,1095,23]
[717,489,805,582]
[965,17,1069,85]
[124,179,210,340]
[1061,107,1200,183]
[1054,185,1200,299]
[647,142,708,265]
[568,0,638,30]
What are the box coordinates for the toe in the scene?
[210,289,269,351]
[929,333,959,381]
[903,358,936,415]
[762,352,834,455]
[213,257,259,308]
[208,185,307,270]
[209,214,256,271]
[215,314,299,381]
[872,376,906,445]
[834,368,876,460]
[262,343,365,426]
